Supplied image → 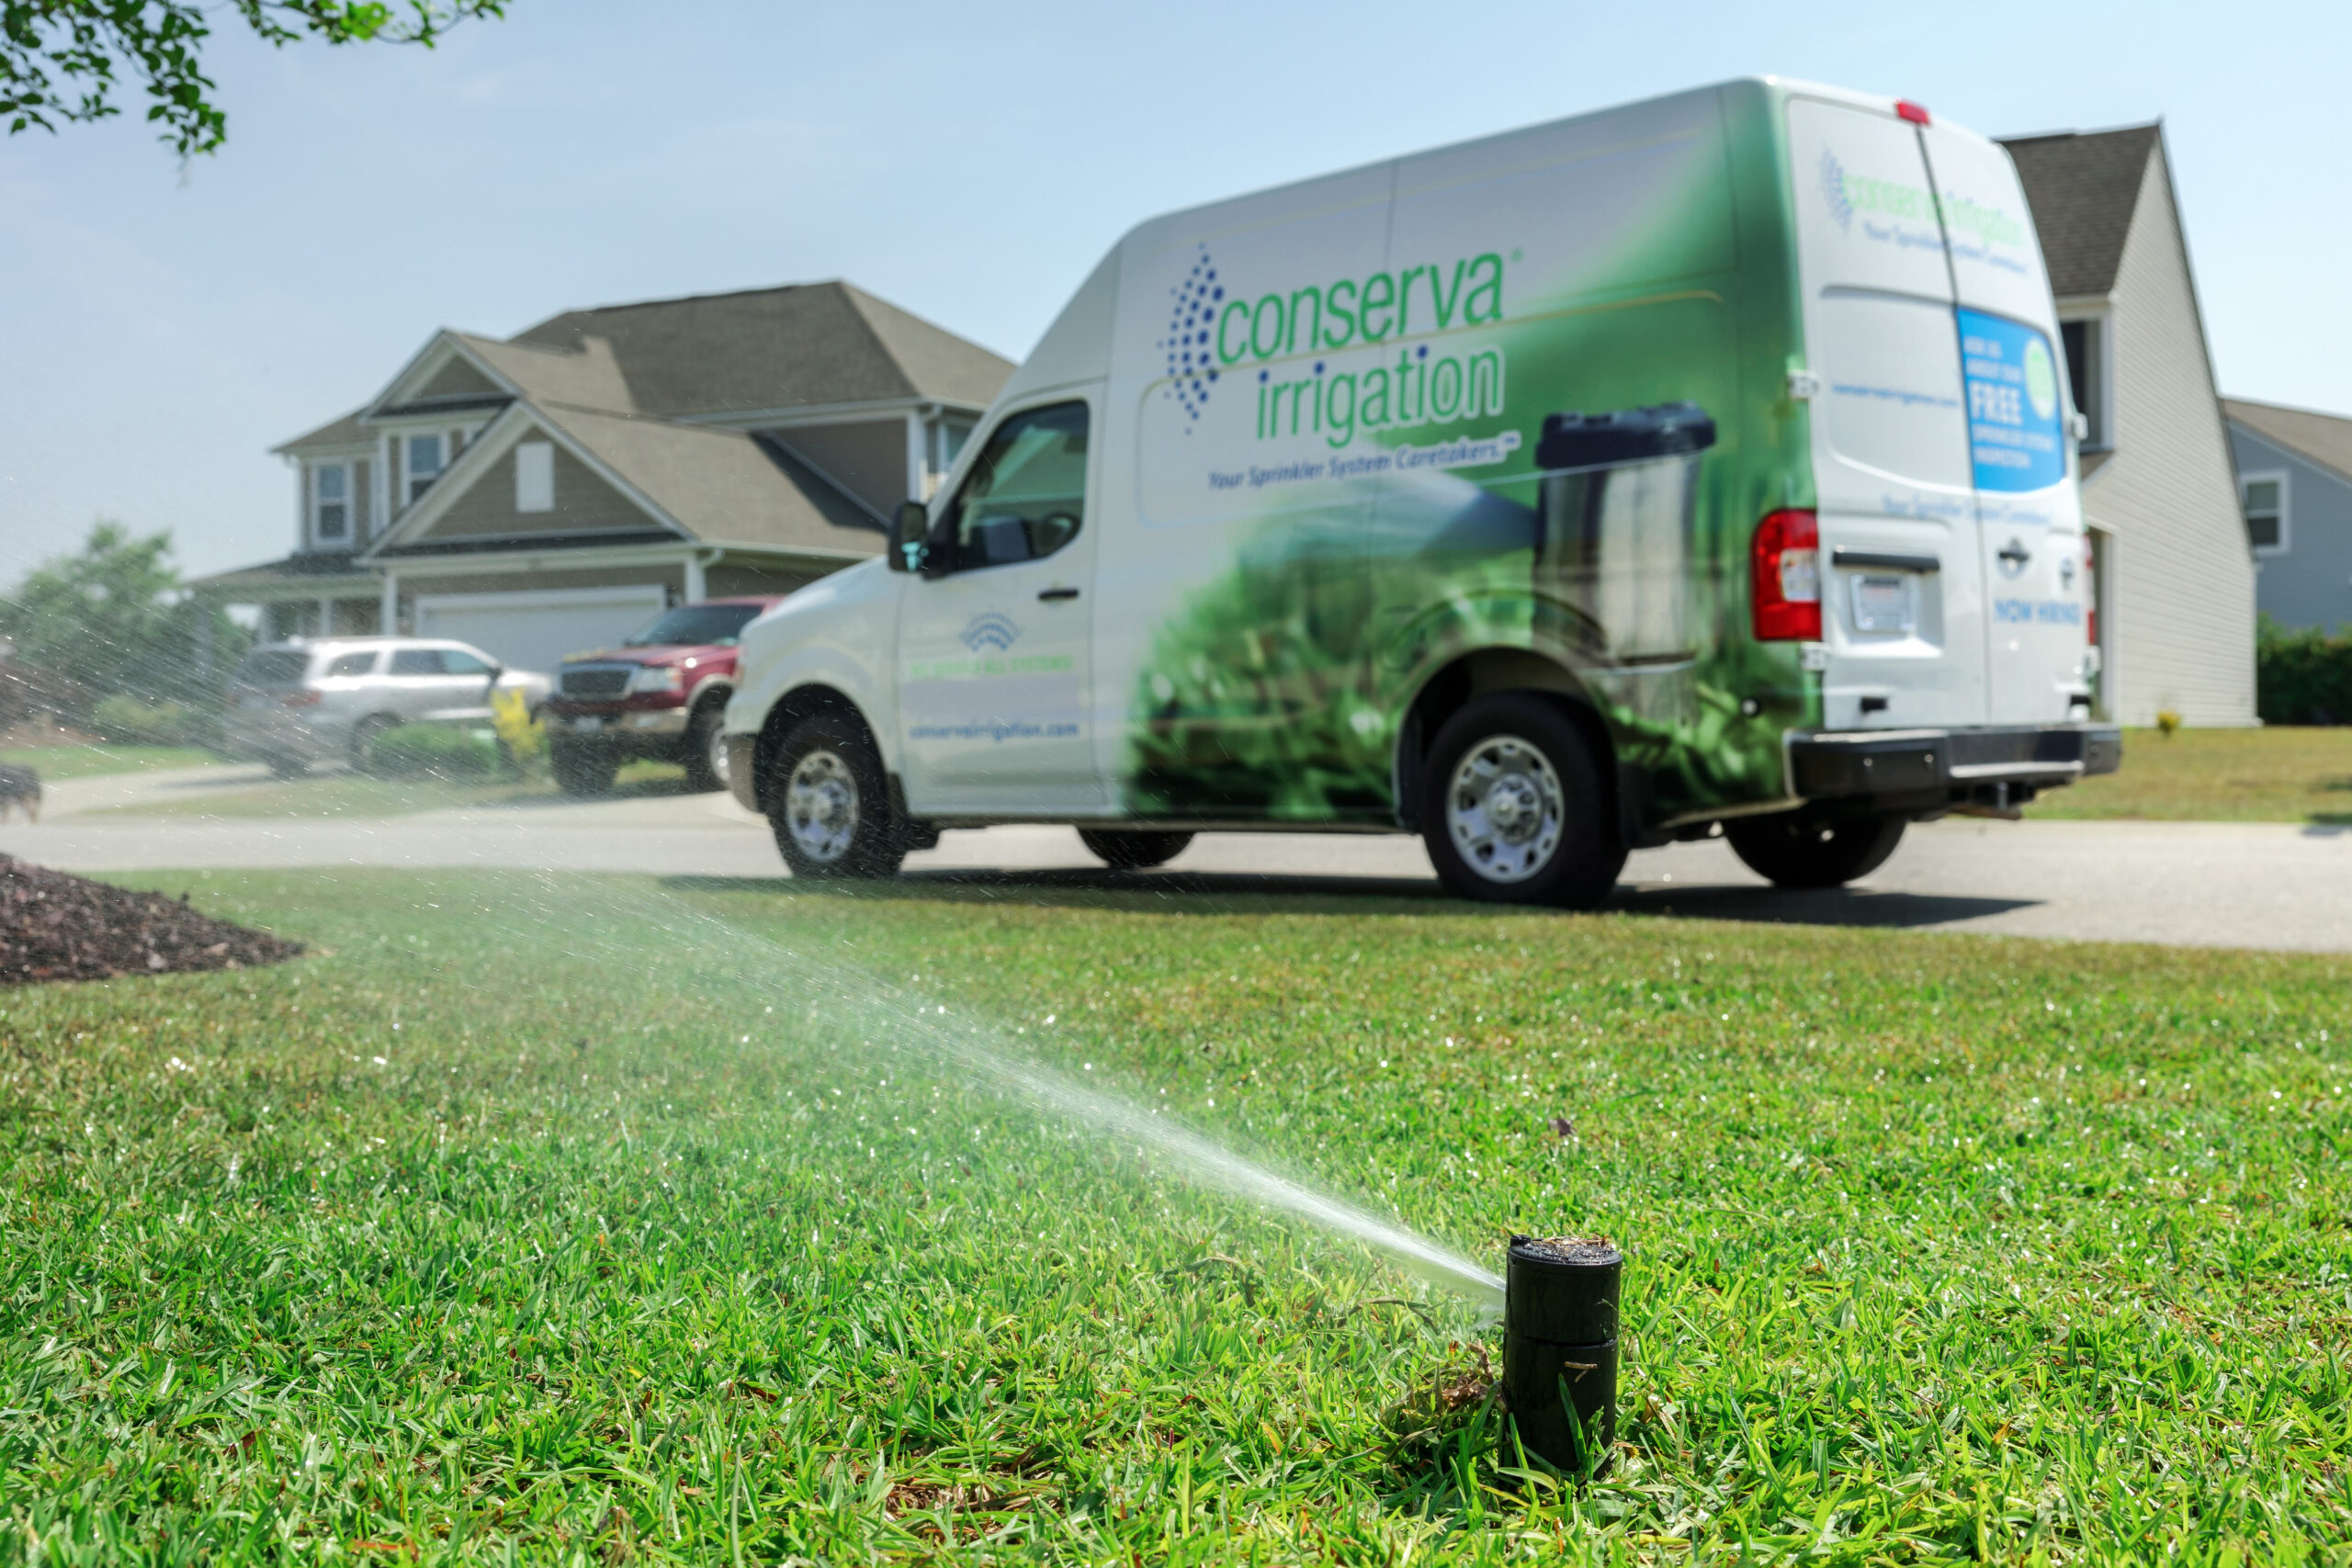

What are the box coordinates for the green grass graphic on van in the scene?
[1120,107,1817,824]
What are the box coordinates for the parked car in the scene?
[722,78,2119,903]
[540,597,786,795]
[224,637,551,777]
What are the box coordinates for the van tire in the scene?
[1725,811,1905,888]
[1078,829,1193,870]
[1419,694,1624,909]
[551,741,618,797]
[766,713,905,881]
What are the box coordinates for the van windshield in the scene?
[622,604,764,648]
[234,649,312,685]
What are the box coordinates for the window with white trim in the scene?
[514,441,555,513]
[311,462,350,544]
[2059,316,2110,449]
[2242,471,2288,554]
[406,433,446,504]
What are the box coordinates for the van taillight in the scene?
[282,689,322,707]
[1751,509,1821,641]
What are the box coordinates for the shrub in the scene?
[90,694,209,747]
[2154,708,2182,737]
[489,686,547,775]
[2256,615,2352,726]
[370,724,501,777]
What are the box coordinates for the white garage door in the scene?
[412,586,668,677]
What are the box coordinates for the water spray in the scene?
[1499,1235,1622,1476]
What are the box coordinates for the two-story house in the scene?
[1997,122,2256,726]
[2222,397,2352,635]
[194,282,1012,675]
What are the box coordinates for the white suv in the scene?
[224,637,551,777]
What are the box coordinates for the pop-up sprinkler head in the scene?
[1499,1235,1621,1476]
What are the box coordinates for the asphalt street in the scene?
[4,760,2346,952]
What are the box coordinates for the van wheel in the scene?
[1419,694,1624,908]
[1078,829,1193,870]
[551,741,617,797]
[767,713,906,881]
[1725,811,1905,888]
[682,699,729,793]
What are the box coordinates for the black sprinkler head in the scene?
[1499,1235,1622,1476]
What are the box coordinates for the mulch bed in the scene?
[0,855,301,986]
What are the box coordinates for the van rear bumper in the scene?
[1787,723,2122,808]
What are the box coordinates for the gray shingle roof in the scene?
[2225,398,2352,486]
[1996,124,2161,299]
[506,281,1012,418]
[529,405,884,558]
[272,408,373,455]
[455,333,635,414]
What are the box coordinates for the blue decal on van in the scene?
[1957,308,2064,493]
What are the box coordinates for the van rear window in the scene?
[234,649,311,685]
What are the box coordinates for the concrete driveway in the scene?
[4,765,2346,952]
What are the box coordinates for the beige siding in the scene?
[414,355,504,401]
[2080,150,2256,726]
[769,420,906,517]
[424,440,655,540]
[392,564,686,598]
[707,562,820,599]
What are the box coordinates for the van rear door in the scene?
[1787,96,1987,730]
[1917,123,2091,726]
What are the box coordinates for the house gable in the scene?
[420,434,664,543]
[412,355,506,403]
[2083,134,2254,724]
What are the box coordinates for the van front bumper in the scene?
[1788,723,2121,809]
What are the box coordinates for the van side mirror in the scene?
[889,501,930,573]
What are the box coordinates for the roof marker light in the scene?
[1895,99,1931,126]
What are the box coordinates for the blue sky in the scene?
[1,0,2343,590]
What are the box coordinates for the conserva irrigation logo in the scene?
[1817,145,2027,251]
[1161,241,1513,449]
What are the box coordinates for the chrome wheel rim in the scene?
[706,720,731,787]
[1445,734,1565,884]
[786,749,859,863]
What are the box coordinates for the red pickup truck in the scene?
[541,597,785,795]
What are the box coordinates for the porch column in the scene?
[317,595,334,637]
[683,552,707,604]
[379,572,399,635]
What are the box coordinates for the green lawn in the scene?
[0,742,220,780]
[2,871,2347,1563]
[2029,726,2352,822]
[105,760,690,818]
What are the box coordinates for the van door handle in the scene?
[1037,586,1080,602]
[1997,539,2031,566]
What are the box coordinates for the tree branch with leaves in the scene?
[3,1,508,155]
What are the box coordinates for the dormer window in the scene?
[406,434,446,503]
[312,463,350,544]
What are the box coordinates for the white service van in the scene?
[725,77,2119,907]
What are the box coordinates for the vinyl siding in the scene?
[2230,426,2352,633]
[706,563,818,599]
[767,419,906,518]
[2079,147,2256,725]
[390,564,686,598]
[414,355,505,401]
[423,440,655,540]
